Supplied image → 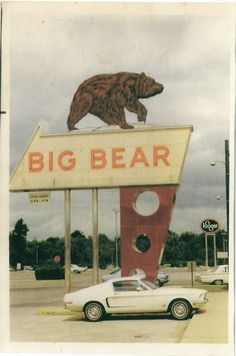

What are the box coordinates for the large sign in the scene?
[201,219,220,233]
[10,125,192,191]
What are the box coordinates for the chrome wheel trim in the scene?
[172,301,188,319]
[86,303,103,321]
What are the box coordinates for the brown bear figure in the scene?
[67,72,164,130]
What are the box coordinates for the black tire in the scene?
[169,299,192,320]
[156,279,163,287]
[213,279,223,285]
[84,302,105,322]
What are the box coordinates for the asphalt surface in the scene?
[10,269,189,343]
[9,268,229,346]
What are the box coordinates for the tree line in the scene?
[9,218,228,269]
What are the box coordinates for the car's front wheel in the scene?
[84,302,105,322]
[169,299,192,320]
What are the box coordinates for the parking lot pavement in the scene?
[11,292,229,344]
[35,291,228,344]
[11,307,190,343]
[9,270,229,344]
[180,291,228,343]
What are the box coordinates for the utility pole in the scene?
[64,189,71,293]
[224,140,229,253]
[92,188,99,284]
[113,208,119,268]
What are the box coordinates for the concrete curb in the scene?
[183,284,228,292]
[38,306,82,316]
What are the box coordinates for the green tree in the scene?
[36,237,64,266]
[162,231,185,266]
[180,232,205,265]
[10,218,29,268]
[99,233,115,267]
[71,230,91,266]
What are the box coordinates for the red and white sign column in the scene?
[120,185,177,282]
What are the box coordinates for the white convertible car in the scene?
[64,276,207,322]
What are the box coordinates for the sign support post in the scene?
[64,189,71,293]
[205,234,208,268]
[201,219,220,268]
[92,188,99,285]
[213,234,217,266]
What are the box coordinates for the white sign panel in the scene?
[29,191,51,203]
[10,125,192,191]
[217,252,228,259]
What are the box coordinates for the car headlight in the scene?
[199,292,207,302]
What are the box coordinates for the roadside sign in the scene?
[217,252,228,259]
[54,255,61,263]
[10,125,193,191]
[29,191,51,203]
[201,219,219,233]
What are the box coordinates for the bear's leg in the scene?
[67,93,93,130]
[97,107,134,129]
[113,107,134,129]
[125,100,147,122]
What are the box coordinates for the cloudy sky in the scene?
[7,2,233,240]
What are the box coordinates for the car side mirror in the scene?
[136,287,143,291]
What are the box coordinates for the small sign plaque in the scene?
[29,191,51,203]
[217,251,228,259]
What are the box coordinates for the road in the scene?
[10,268,199,343]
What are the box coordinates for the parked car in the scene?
[102,267,169,287]
[70,264,88,273]
[23,265,34,271]
[195,265,228,285]
[64,275,207,322]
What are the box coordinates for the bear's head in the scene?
[136,73,164,99]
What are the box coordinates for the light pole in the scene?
[221,231,227,264]
[35,245,39,265]
[210,139,229,255]
[112,208,119,268]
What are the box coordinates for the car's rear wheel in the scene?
[169,299,192,320]
[213,279,223,285]
[84,302,105,322]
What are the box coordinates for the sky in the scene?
[6,2,233,240]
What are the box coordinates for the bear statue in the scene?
[67,72,164,130]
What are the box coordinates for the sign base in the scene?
[120,185,177,282]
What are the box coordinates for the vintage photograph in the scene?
[0,2,234,356]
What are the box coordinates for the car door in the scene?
[106,280,154,313]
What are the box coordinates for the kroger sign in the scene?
[201,219,220,233]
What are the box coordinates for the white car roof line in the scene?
[107,276,143,282]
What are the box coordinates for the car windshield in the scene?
[110,268,120,275]
[141,279,158,290]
